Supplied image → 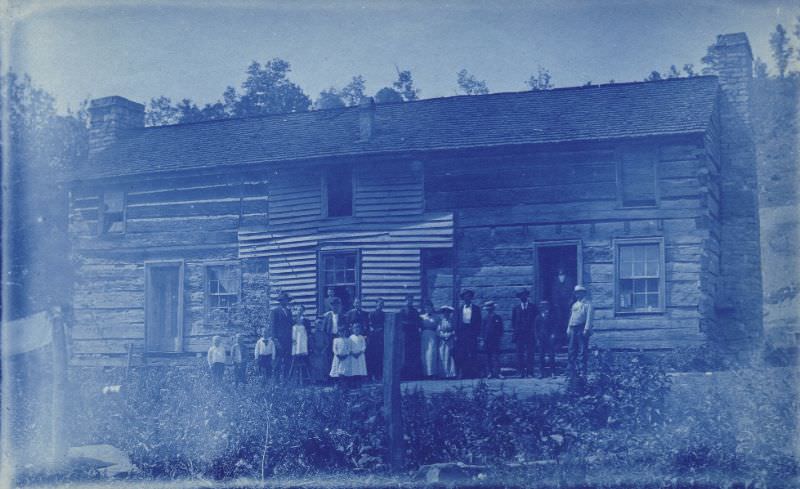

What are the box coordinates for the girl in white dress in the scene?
[349,324,368,386]
[290,305,311,385]
[329,328,351,383]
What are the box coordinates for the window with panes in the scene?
[616,242,663,313]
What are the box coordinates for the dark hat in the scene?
[460,289,475,300]
[277,291,292,302]
[539,300,551,307]
[439,305,455,312]
[483,300,496,309]
[516,289,531,299]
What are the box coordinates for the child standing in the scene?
[207,335,226,384]
[329,328,351,385]
[349,324,368,387]
[231,334,246,387]
[290,305,311,385]
[309,319,330,384]
[254,328,275,384]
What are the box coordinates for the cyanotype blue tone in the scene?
[2,3,798,488]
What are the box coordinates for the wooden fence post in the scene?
[51,307,68,468]
[383,312,404,471]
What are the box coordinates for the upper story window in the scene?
[615,239,665,314]
[205,264,241,324]
[100,191,125,234]
[324,165,353,217]
[618,149,657,207]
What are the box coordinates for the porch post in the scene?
[383,312,404,471]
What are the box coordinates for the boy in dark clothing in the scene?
[367,298,386,381]
[481,301,504,379]
[535,301,557,377]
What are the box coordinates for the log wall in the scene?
[69,133,723,366]
[68,173,269,366]
[425,137,717,351]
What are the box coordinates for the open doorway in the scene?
[536,243,580,347]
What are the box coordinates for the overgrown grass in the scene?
[68,354,797,484]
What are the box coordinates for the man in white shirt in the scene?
[567,285,593,377]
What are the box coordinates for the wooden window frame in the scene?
[613,237,666,315]
[144,260,185,353]
[203,261,242,326]
[99,190,127,235]
[321,165,356,218]
[615,146,659,209]
[317,249,361,312]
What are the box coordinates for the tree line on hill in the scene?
[1,20,800,316]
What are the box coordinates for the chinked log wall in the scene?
[238,161,453,317]
[425,136,718,351]
[69,172,270,366]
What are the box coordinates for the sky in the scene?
[7,0,800,113]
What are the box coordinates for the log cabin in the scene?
[67,33,762,367]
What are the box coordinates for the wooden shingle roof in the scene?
[85,76,719,180]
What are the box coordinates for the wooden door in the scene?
[146,262,183,352]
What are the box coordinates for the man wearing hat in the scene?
[455,289,482,378]
[481,301,504,379]
[551,267,576,348]
[511,289,537,377]
[567,285,593,377]
[268,291,294,382]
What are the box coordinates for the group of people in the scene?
[206,275,594,386]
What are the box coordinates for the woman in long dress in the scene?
[420,300,439,379]
[437,306,457,379]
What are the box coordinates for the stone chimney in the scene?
[88,96,145,158]
[358,97,376,141]
[712,33,763,347]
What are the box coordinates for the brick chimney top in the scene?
[715,33,752,58]
[88,96,144,159]
[358,96,376,141]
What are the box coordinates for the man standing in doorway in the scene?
[551,266,576,348]
[455,289,482,379]
[268,291,294,383]
[511,289,537,377]
[566,285,592,377]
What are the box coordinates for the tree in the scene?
[392,69,419,101]
[682,64,697,77]
[701,43,720,75]
[0,72,86,315]
[314,88,346,110]
[754,57,769,79]
[340,75,367,107]
[770,24,794,78]
[234,58,311,117]
[644,70,662,82]
[145,96,180,126]
[525,67,554,91]
[374,87,404,104]
[456,69,489,95]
